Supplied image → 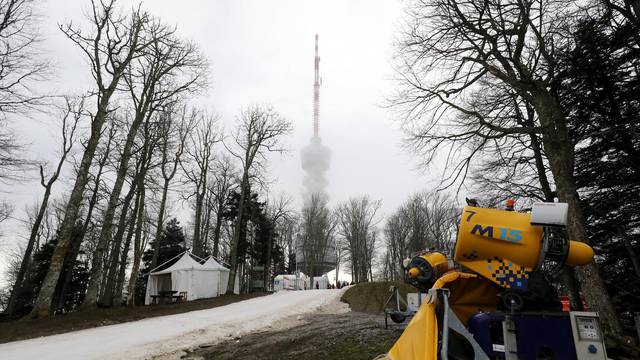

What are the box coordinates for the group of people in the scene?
[317,280,351,289]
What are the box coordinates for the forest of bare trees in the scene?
[0,0,301,318]
[0,0,637,346]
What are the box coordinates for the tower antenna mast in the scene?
[313,34,320,138]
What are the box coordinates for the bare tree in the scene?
[29,0,151,318]
[603,0,640,46]
[393,0,622,335]
[225,105,292,294]
[383,211,410,281]
[126,120,158,306]
[5,97,82,314]
[115,184,141,304]
[0,0,49,114]
[149,105,195,268]
[277,215,298,274]
[264,193,294,288]
[182,114,221,257]
[297,192,336,277]
[335,195,382,283]
[208,155,237,258]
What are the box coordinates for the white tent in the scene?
[313,275,329,289]
[202,257,239,295]
[273,273,310,291]
[144,252,237,305]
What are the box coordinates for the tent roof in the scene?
[202,257,229,271]
[151,252,205,275]
[274,273,309,280]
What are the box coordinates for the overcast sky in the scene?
[1,0,450,280]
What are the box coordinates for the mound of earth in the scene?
[340,282,416,314]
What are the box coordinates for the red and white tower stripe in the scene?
[313,34,321,138]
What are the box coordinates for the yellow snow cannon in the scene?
[454,202,594,293]
[381,202,600,360]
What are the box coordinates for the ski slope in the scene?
[0,289,345,360]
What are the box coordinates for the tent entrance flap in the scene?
[158,274,172,292]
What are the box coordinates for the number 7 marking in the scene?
[465,210,477,222]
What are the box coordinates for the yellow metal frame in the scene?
[386,271,496,360]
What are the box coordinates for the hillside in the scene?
[341,281,416,314]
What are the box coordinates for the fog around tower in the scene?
[301,136,331,197]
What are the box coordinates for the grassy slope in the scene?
[341,281,416,314]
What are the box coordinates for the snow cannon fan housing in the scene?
[454,202,594,291]
[404,251,450,292]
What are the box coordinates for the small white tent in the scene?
[273,273,310,291]
[202,257,240,295]
[145,252,237,305]
[313,275,329,289]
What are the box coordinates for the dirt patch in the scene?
[341,282,416,315]
[0,292,268,344]
[182,310,403,360]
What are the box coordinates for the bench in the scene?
[150,291,187,305]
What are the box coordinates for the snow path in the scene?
[0,289,346,360]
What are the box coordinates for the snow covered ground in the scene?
[0,289,345,360]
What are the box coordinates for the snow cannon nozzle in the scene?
[404,251,449,292]
[566,240,595,266]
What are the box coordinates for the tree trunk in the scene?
[534,91,623,337]
[212,211,223,258]
[201,195,213,255]
[126,185,146,306]
[80,158,109,238]
[192,186,204,257]
[53,225,84,312]
[151,177,170,269]
[100,180,139,307]
[98,247,111,300]
[28,100,112,318]
[115,193,140,305]
[526,123,584,310]
[83,112,147,309]
[335,252,340,287]
[126,135,152,307]
[264,235,273,290]
[6,187,53,314]
[528,132,554,201]
[351,261,356,283]
[622,233,640,279]
[226,175,248,294]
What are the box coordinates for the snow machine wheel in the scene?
[389,312,406,323]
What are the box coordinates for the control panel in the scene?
[406,292,428,312]
[569,312,607,359]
